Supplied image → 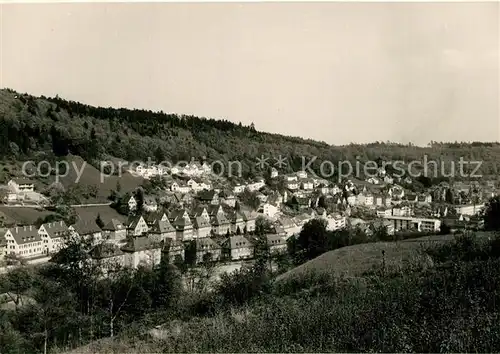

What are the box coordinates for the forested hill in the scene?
[0,88,499,178]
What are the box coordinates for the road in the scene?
[70,203,112,207]
[0,256,51,274]
[2,202,112,208]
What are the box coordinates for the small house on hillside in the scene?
[8,179,35,193]
[128,196,137,211]
[143,196,158,212]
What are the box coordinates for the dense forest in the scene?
[1,88,499,179]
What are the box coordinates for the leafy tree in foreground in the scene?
[297,218,329,261]
[483,196,500,231]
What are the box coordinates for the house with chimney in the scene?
[38,221,69,255]
[2,225,43,259]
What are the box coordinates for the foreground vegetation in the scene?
[2,228,500,353]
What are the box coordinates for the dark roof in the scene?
[90,242,124,259]
[150,220,176,234]
[266,234,286,247]
[211,214,230,226]
[127,215,145,230]
[41,221,68,239]
[172,216,192,230]
[277,216,296,228]
[195,237,221,251]
[144,196,157,205]
[191,206,208,218]
[102,219,125,231]
[71,220,101,236]
[218,190,235,198]
[230,210,244,223]
[11,178,34,185]
[207,204,224,216]
[121,235,161,253]
[223,235,252,250]
[162,238,184,253]
[198,190,218,201]
[144,211,167,226]
[239,210,257,221]
[4,225,41,245]
[168,208,189,222]
[193,216,211,229]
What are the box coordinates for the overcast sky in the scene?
[1,2,498,146]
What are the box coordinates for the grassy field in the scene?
[54,155,144,201]
[276,232,494,283]
[0,206,56,225]
[73,205,127,224]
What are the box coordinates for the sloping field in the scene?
[0,206,56,225]
[54,155,144,200]
[276,233,494,283]
[73,205,127,224]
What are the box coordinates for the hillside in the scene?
[276,232,494,282]
[52,155,144,201]
[0,206,56,226]
[1,88,500,183]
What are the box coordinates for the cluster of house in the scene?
[0,202,292,272]
[132,160,213,179]
[0,221,68,263]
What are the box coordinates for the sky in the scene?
[1,2,498,146]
